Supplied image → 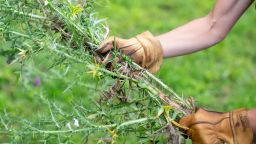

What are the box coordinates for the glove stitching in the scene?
[119,43,139,50]
[97,42,113,53]
[135,36,152,68]
[229,111,237,144]
[135,35,150,58]
[126,46,143,57]
[188,116,230,127]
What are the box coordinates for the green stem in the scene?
[0,8,46,19]
[6,117,154,135]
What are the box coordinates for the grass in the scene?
[0,0,256,143]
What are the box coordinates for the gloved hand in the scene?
[98,31,163,73]
[179,108,254,144]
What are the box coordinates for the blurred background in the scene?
[0,0,256,142]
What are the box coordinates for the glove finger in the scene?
[99,36,115,48]
[98,42,114,54]
[120,44,142,56]
[102,53,112,64]
[179,115,194,128]
[178,115,194,138]
[128,47,145,67]
[97,36,115,53]
[148,61,160,73]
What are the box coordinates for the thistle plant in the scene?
[0,0,194,143]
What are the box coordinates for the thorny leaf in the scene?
[68,3,84,17]
[87,64,102,78]
[107,129,117,144]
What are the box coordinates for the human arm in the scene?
[157,0,254,58]
[98,0,254,73]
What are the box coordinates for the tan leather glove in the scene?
[98,31,163,73]
[179,108,254,144]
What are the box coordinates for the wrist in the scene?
[156,34,171,58]
[248,109,256,133]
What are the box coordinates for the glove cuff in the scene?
[230,108,254,144]
[135,31,163,73]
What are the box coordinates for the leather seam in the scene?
[230,111,237,144]
[135,36,150,67]
[119,43,139,50]
[126,46,142,56]
[188,117,230,127]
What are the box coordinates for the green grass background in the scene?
[0,0,256,143]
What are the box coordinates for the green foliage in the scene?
[0,0,193,143]
[0,0,255,143]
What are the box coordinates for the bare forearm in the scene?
[156,16,222,58]
[157,0,253,58]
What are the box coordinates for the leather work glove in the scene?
[179,108,254,144]
[98,31,163,73]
